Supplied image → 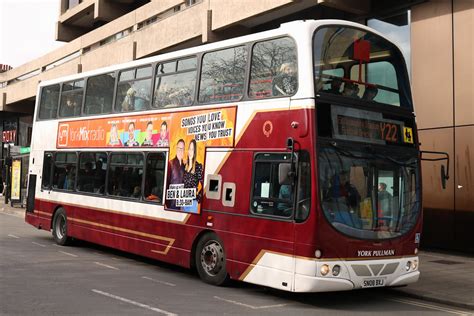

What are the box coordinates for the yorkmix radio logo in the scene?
[57,124,69,147]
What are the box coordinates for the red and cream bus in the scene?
[26,20,422,292]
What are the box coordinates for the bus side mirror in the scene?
[420,150,449,190]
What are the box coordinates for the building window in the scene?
[368,10,411,77]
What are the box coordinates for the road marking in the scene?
[389,298,472,315]
[8,234,20,238]
[214,296,289,310]
[32,242,46,247]
[59,251,78,257]
[142,276,176,287]
[92,289,177,316]
[94,262,119,270]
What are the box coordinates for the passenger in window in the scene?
[277,184,292,215]
[132,186,141,199]
[272,63,297,96]
[62,165,76,190]
[122,87,136,111]
[78,162,94,192]
[94,160,106,191]
[166,139,185,210]
[108,124,123,147]
[62,96,79,116]
[183,139,203,213]
[327,77,343,94]
[124,122,139,147]
[378,182,393,226]
[156,121,169,147]
[363,85,378,101]
[141,121,155,146]
[342,82,360,98]
[135,88,148,110]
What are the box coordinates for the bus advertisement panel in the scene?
[56,107,236,214]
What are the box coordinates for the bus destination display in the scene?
[331,105,407,145]
[337,115,400,143]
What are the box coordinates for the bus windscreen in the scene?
[313,26,412,108]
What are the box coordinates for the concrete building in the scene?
[0,0,472,251]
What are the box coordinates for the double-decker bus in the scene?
[26,20,422,292]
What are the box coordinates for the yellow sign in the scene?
[403,127,414,144]
[11,159,21,201]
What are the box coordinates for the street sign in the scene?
[10,146,30,155]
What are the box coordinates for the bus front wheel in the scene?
[195,233,228,286]
[52,208,71,246]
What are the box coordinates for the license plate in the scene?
[362,278,385,288]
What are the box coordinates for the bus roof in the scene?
[37,19,394,88]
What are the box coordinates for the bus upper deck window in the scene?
[249,37,297,99]
[38,84,60,120]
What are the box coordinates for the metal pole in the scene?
[4,144,10,204]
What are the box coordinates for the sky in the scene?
[0,0,64,68]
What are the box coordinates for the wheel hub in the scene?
[200,241,224,276]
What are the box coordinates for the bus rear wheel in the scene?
[195,233,228,286]
[52,208,71,246]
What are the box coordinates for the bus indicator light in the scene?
[404,127,414,144]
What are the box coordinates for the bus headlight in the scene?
[320,264,330,276]
[405,261,412,271]
[332,265,341,276]
[411,260,418,270]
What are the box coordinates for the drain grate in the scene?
[430,260,463,265]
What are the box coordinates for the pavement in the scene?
[1,198,473,311]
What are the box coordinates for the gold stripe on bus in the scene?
[35,198,191,224]
[238,249,284,281]
[69,217,175,255]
